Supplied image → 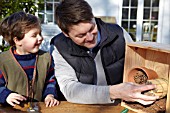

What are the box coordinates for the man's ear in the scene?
[13,37,22,46]
[62,31,69,37]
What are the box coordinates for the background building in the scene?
[1,0,169,51]
[86,0,170,44]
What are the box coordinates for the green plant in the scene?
[0,0,44,20]
[0,39,10,52]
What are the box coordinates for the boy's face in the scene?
[65,18,98,49]
[15,28,43,55]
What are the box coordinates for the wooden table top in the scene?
[0,101,136,113]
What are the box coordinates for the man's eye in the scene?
[77,34,86,38]
[77,35,83,38]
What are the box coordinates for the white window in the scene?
[121,0,138,41]
[38,0,61,24]
[121,0,160,42]
[142,0,159,41]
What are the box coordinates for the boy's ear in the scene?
[13,37,22,46]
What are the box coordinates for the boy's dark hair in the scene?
[0,11,41,46]
[55,0,94,34]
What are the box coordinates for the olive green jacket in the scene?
[0,48,51,101]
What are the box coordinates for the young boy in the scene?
[0,11,59,107]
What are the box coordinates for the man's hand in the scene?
[44,94,59,107]
[109,82,159,105]
[6,93,27,106]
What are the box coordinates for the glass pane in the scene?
[151,28,157,41]
[122,21,128,28]
[142,21,152,41]
[130,21,136,30]
[38,13,44,23]
[122,8,129,19]
[150,22,157,41]
[143,21,151,33]
[131,0,138,7]
[46,14,53,22]
[152,9,159,20]
[46,3,53,10]
[129,33,136,41]
[151,21,158,26]
[143,9,150,19]
[152,0,159,7]
[144,0,151,7]
[130,9,137,19]
[123,0,129,6]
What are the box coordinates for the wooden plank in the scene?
[40,102,131,113]
[0,102,136,113]
[145,50,169,79]
[123,45,145,82]
[127,41,170,53]
[166,54,170,112]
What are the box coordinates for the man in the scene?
[50,0,158,105]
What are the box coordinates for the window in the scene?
[121,0,160,42]
[142,0,159,41]
[38,0,61,24]
[121,0,138,41]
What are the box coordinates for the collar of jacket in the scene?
[95,18,120,48]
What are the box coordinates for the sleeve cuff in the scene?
[42,87,58,100]
[0,88,12,104]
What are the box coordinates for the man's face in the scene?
[66,19,98,49]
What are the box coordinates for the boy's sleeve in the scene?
[42,57,57,100]
[0,70,12,104]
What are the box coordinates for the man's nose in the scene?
[86,32,93,40]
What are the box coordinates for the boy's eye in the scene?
[31,33,37,37]
[32,35,36,37]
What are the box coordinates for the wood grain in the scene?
[0,101,136,113]
[122,41,170,113]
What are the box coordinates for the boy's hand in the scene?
[6,93,27,106]
[44,94,59,107]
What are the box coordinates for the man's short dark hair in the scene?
[55,0,94,34]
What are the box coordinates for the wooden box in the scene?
[121,41,170,113]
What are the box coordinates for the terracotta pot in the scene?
[127,67,158,84]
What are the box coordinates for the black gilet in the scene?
[51,18,125,85]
